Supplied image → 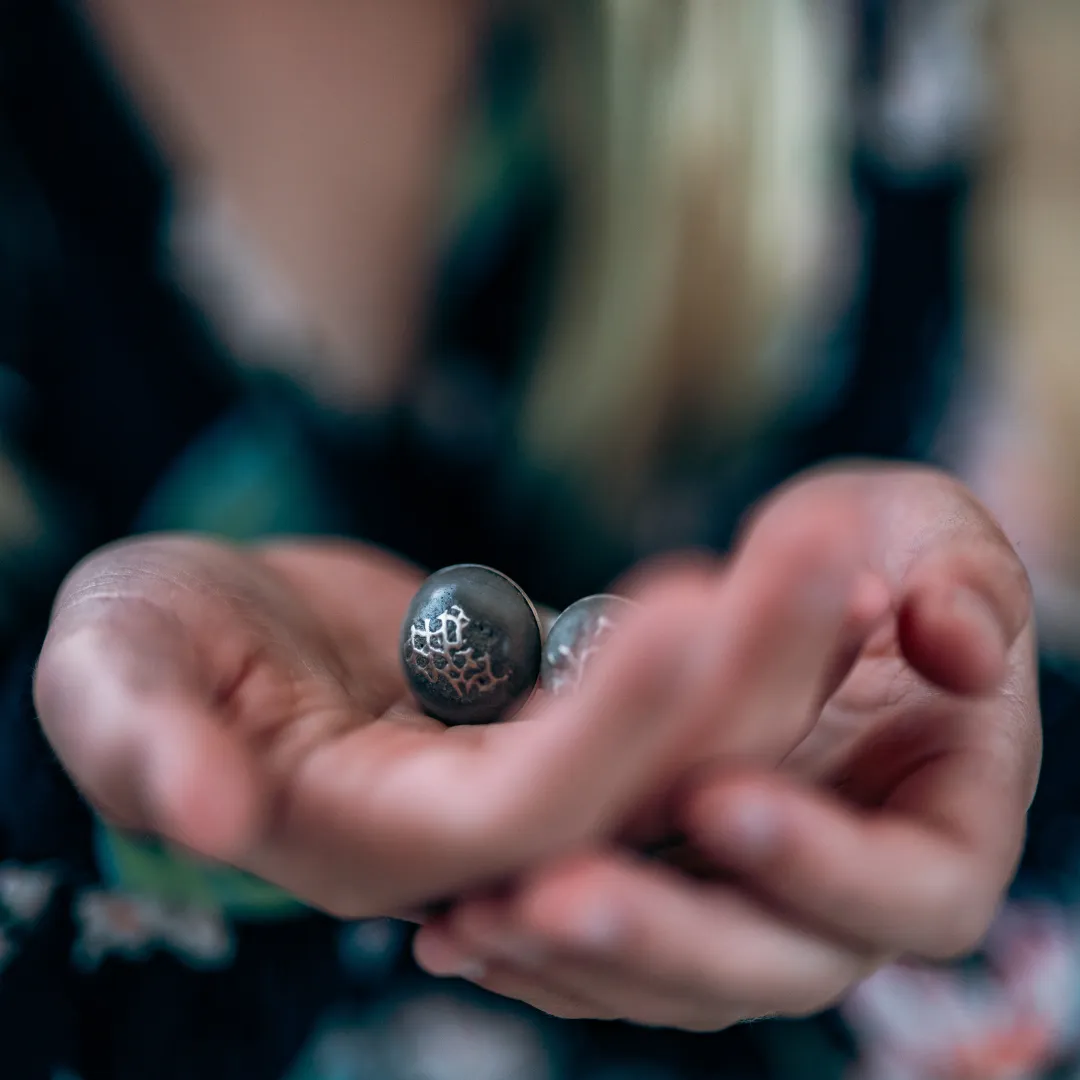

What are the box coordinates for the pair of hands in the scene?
[33,464,1040,1031]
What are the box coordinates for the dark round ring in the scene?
[400,564,543,725]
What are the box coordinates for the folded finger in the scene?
[676,489,883,765]
[770,464,1033,696]
[684,753,1026,959]
[898,523,1033,695]
[420,851,873,1025]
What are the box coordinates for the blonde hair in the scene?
[136,0,848,523]
[522,0,848,514]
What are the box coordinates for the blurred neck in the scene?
[85,0,486,405]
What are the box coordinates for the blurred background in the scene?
[3,1,1080,1078]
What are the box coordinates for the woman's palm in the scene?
[34,535,707,917]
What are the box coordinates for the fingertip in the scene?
[950,588,1011,688]
[899,585,1009,695]
[899,534,1031,695]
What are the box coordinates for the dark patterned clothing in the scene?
[2,4,1080,1080]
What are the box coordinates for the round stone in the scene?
[400,564,542,725]
[540,594,636,697]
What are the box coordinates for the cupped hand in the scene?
[413,465,1040,1030]
[34,534,803,918]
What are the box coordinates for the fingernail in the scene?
[415,935,486,981]
[698,795,780,863]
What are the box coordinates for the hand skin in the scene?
[32,493,865,920]
[412,464,1041,1032]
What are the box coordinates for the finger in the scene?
[281,571,719,912]
[674,487,884,766]
[683,753,1027,959]
[763,464,1033,695]
[417,913,740,1030]
[466,966,619,1021]
[34,602,264,863]
[411,936,618,1021]
[898,532,1033,695]
[419,852,873,1028]
[294,516,873,916]
[615,561,889,851]
[481,566,718,820]
[471,539,846,822]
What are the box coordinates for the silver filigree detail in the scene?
[407,605,508,699]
